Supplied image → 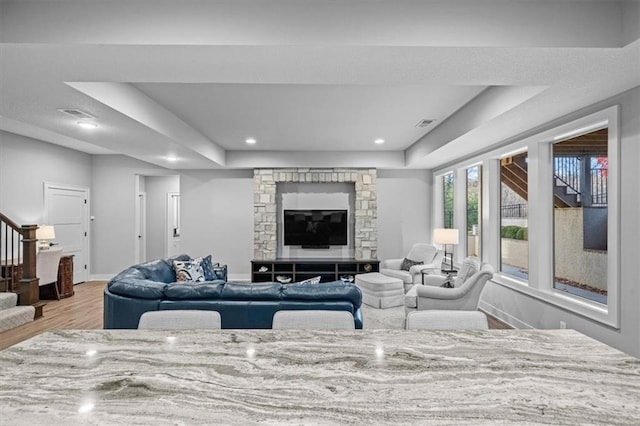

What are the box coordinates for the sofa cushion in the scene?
[282,281,362,307]
[220,282,283,301]
[135,254,191,283]
[164,281,226,300]
[108,278,167,300]
[454,257,481,287]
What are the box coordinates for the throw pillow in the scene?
[298,276,321,285]
[200,255,216,280]
[400,258,423,271]
[174,259,206,282]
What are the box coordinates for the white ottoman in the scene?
[405,310,489,330]
[355,272,405,309]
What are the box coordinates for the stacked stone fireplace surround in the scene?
[254,168,378,261]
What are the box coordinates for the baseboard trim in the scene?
[89,274,114,281]
[478,300,534,330]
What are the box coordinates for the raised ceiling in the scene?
[1,0,638,170]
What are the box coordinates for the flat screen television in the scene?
[283,209,348,248]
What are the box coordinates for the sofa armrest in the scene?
[381,258,403,270]
[420,274,447,287]
[410,263,440,276]
[415,285,465,300]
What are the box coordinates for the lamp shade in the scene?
[36,225,56,240]
[433,228,459,245]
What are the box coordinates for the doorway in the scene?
[44,182,90,284]
[134,175,180,263]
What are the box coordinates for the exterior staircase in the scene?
[0,292,34,333]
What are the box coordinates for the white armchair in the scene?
[380,243,445,290]
[414,257,494,311]
[37,248,63,300]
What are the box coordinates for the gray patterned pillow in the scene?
[173,259,206,282]
[400,258,423,271]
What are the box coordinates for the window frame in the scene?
[432,105,620,328]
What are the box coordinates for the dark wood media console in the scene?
[251,259,380,283]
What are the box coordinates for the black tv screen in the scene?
[283,209,348,247]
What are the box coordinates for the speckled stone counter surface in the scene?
[1,329,639,425]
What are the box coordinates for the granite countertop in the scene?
[1,329,639,425]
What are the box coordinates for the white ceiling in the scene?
[1,0,639,170]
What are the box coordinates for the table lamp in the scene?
[433,228,459,273]
[36,225,56,250]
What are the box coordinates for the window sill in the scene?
[491,273,617,329]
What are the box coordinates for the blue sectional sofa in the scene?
[104,255,363,329]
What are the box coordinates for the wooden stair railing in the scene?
[0,213,39,306]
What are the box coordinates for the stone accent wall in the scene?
[254,168,377,260]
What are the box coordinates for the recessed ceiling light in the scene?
[245,138,257,145]
[166,156,178,162]
[374,138,385,145]
[77,121,98,129]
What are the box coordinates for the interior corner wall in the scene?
[478,86,640,357]
[0,130,91,225]
[377,170,431,261]
[90,155,177,276]
[178,169,254,281]
[144,175,180,261]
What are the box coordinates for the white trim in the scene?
[478,300,534,329]
[90,274,114,281]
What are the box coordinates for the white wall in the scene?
[90,155,176,275]
[144,175,179,261]
[0,131,91,225]
[179,169,254,280]
[479,86,640,357]
[377,170,432,261]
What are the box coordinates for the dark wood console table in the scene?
[57,255,74,298]
[251,258,379,283]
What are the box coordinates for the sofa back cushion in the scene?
[164,281,226,300]
[136,254,191,283]
[108,278,167,300]
[282,281,362,307]
[454,257,481,287]
[220,282,283,300]
[407,244,438,264]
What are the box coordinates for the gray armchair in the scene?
[380,243,445,290]
[409,257,494,311]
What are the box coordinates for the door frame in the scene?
[135,191,147,264]
[166,192,180,257]
[43,182,90,283]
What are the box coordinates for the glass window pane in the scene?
[443,173,454,229]
[553,128,608,304]
[466,166,481,258]
[500,152,528,280]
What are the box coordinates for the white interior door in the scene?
[166,192,180,257]
[44,183,89,284]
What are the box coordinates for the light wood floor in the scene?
[0,281,106,351]
[1,280,510,350]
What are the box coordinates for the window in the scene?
[432,106,618,327]
[500,152,528,280]
[466,165,482,258]
[442,173,454,229]
[553,128,608,304]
